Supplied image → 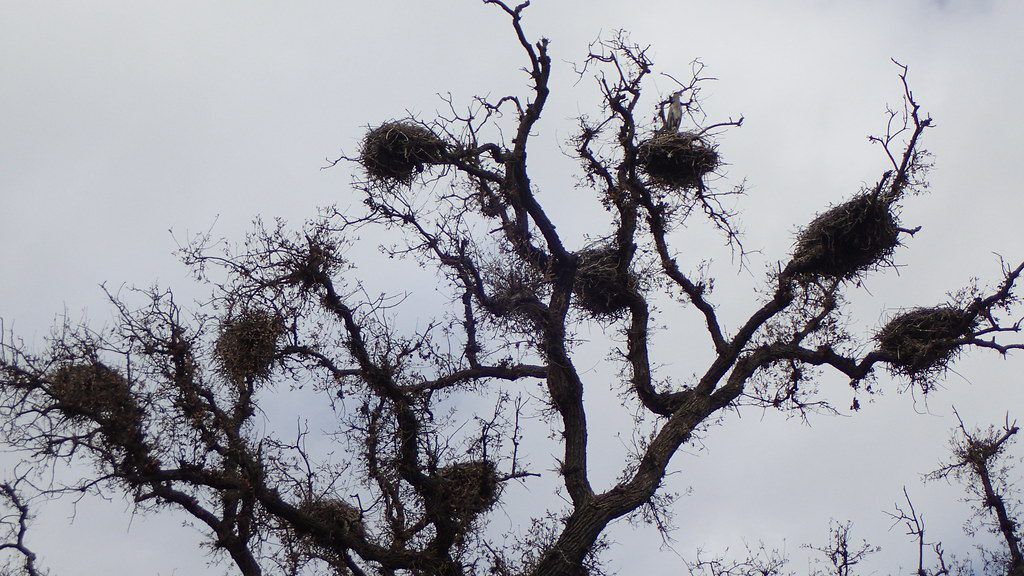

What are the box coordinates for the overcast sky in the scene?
[2,1,1023,574]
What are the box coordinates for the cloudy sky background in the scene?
[2,1,1023,574]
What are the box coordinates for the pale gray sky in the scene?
[1,1,1022,574]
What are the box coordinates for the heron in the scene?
[664,91,683,132]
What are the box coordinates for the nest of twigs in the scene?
[214,310,285,383]
[434,461,500,523]
[288,239,336,289]
[876,306,978,379]
[486,259,546,321]
[49,362,135,420]
[637,131,719,190]
[298,499,363,542]
[49,362,144,449]
[790,192,900,280]
[573,246,636,317]
[359,121,448,185]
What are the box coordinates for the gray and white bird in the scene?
[664,91,683,132]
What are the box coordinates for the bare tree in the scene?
[885,487,962,576]
[687,541,792,576]
[925,413,1024,576]
[0,480,43,576]
[684,418,1024,576]
[0,2,1022,575]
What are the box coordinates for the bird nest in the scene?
[214,310,285,383]
[876,306,978,379]
[434,461,501,523]
[288,239,336,289]
[49,362,136,421]
[573,246,636,318]
[48,362,144,449]
[298,499,363,543]
[790,192,900,281]
[486,259,545,320]
[359,121,448,185]
[637,131,719,190]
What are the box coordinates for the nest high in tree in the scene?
[359,121,448,185]
[572,246,636,318]
[298,499,364,543]
[433,461,500,525]
[49,362,135,420]
[637,131,719,190]
[214,310,285,383]
[876,306,978,379]
[484,255,547,323]
[48,362,144,449]
[790,192,901,281]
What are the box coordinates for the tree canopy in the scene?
[0,2,1022,575]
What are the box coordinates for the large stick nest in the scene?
[573,246,636,318]
[214,310,285,383]
[876,306,978,379]
[637,131,719,190]
[790,192,900,281]
[298,499,364,544]
[48,362,144,449]
[49,362,136,421]
[359,121,448,185]
[433,461,501,524]
[482,256,548,332]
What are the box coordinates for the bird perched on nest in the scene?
[664,90,683,132]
